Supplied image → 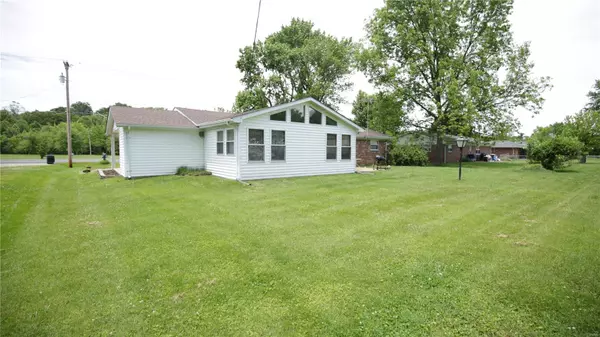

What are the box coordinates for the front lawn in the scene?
[1,162,599,336]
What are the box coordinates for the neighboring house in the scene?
[398,133,526,164]
[105,98,362,180]
[490,141,527,157]
[356,130,393,165]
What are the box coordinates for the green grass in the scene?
[1,161,599,336]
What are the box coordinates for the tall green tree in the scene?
[351,90,405,135]
[70,101,93,115]
[358,0,551,138]
[233,18,355,112]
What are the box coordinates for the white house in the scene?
[105,98,362,180]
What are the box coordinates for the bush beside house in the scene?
[390,145,429,166]
[527,136,583,170]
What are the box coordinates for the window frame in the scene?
[341,134,351,160]
[308,107,323,125]
[326,133,337,160]
[269,110,287,122]
[226,129,235,155]
[325,115,338,126]
[370,140,379,152]
[290,107,305,123]
[248,128,265,162]
[216,130,224,155]
[271,130,286,161]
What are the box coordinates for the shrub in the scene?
[99,159,110,165]
[176,166,212,176]
[527,136,583,170]
[389,145,429,166]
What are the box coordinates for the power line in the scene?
[253,0,262,48]
[1,52,64,63]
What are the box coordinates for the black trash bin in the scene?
[46,154,55,164]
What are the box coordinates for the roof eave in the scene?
[114,123,199,130]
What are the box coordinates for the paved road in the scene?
[1,159,109,167]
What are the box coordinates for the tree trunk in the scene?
[580,155,587,163]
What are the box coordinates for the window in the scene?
[271,130,285,161]
[341,134,351,160]
[226,129,234,155]
[270,111,286,121]
[327,134,337,160]
[325,116,337,126]
[447,144,453,153]
[217,131,224,154]
[291,108,304,123]
[248,129,264,161]
[308,108,322,124]
[370,140,379,152]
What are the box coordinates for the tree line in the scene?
[4,0,596,160]
[0,102,129,157]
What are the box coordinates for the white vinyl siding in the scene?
[205,127,238,179]
[118,127,129,175]
[238,103,356,180]
[125,128,203,178]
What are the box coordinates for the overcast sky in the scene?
[1,0,599,134]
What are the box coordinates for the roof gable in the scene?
[232,98,362,130]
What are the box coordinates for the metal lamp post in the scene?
[456,137,468,180]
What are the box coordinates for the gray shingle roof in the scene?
[357,130,392,139]
[175,107,236,125]
[110,106,196,128]
[491,141,527,148]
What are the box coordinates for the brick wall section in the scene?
[357,140,388,165]
[492,147,522,157]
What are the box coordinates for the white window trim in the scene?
[271,130,286,161]
[269,110,287,122]
[216,130,224,155]
[226,129,235,156]
[370,140,379,152]
[341,134,352,160]
[326,133,337,161]
[248,128,265,162]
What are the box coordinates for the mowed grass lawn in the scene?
[1,161,599,336]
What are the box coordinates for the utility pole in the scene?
[60,61,73,168]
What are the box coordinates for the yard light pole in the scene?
[456,137,468,180]
[59,61,73,168]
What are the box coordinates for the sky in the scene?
[1,0,599,135]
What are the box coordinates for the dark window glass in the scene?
[327,134,337,146]
[327,133,337,160]
[216,130,224,154]
[270,111,286,121]
[291,108,304,123]
[249,129,264,144]
[248,129,264,161]
[341,134,351,160]
[309,108,322,124]
[271,130,285,160]
[326,116,337,126]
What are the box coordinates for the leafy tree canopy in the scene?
[358,0,551,138]
[233,18,355,112]
[70,101,93,115]
[351,90,405,136]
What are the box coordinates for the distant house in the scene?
[398,133,526,164]
[105,98,362,180]
[356,130,393,165]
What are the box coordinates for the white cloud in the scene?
[1,0,598,134]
